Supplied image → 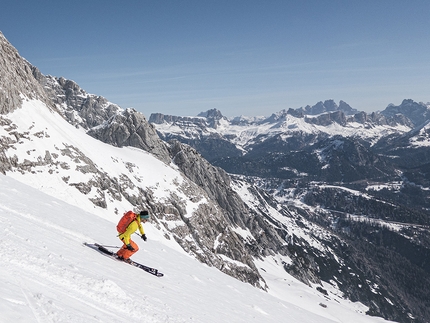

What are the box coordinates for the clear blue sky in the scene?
[1,0,430,118]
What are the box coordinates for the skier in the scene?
[116,210,150,263]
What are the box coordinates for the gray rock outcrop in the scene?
[0,31,53,114]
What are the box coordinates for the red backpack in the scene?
[116,211,137,234]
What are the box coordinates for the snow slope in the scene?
[4,98,191,224]
[0,175,394,323]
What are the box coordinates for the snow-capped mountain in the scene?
[149,98,430,185]
[1,30,428,323]
[149,100,423,159]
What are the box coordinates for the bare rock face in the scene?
[0,32,52,114]
[38,75,123,130]
[87,108,172,164]
[29,71,171,165]
[169,140,247,226]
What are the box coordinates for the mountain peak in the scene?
[0,31,52,114]
[298,99,358,116]
[197,108,225,120]
[381,99,430,127]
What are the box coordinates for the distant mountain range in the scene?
[150,99,430,184]
[1,30,430,323]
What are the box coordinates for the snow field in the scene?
[0,175,355,323]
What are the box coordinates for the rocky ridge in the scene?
[0,32,52,114]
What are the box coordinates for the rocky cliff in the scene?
[0,32,52,114]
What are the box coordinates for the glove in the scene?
[126,244,135,251]
[141,234,147,241]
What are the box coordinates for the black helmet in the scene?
[139,210,150,219]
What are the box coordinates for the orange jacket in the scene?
[118,216,144,245]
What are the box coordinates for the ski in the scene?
[84,242,164,277]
